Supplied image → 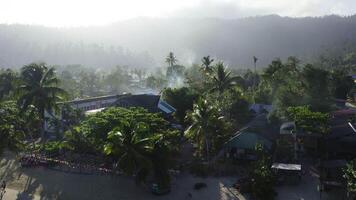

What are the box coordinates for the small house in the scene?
[224,129,273,160]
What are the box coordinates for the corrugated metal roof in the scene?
[224,130,272,150]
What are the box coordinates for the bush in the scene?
[41,141,70,156]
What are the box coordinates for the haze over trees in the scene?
[1,10,356,199]
[0,15,356,69]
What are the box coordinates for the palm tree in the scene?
[252,56,258,96]
[201,56,214,75]
[165,52,178,67]
[104,125,153,183]
[210,62,239,96]
[17,63,66,140]
[151,135,172,188]
[185,98,218,161]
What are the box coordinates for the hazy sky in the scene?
[0,0,355,27]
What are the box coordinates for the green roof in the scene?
[224,131,272,150]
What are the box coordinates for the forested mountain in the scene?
[0,15,355,69]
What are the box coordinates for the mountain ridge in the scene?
[0,14,355,69]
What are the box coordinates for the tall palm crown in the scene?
[18,63,66,115]
[104,124,153,182]
[18,63,66,137]
[210,62,239,95]
[201,56,214,74]
[165,52,178,67]
[185,99,218,161]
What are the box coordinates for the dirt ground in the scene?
[0,151,346,200]
[0,152,243,200]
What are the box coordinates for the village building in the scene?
[44,94,176,133]
[224,129,273,160]
[223,113,278,160]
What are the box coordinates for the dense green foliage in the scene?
[185,98,232,161]
[0,48,355,194]
[286,106,330,135]
[162,87,198,126]
[0,69,18,100]
[0,101,40,153]
[344,159,356,196]
[210,62,240,96]
[63,107,180,186]
[250,144,276,200]
[17,63,67,139]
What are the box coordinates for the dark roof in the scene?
[115,94,161,113]
[63,94,120,105]
[326,115,356,154]
[327,111,356,140]
[224,130,273,150]
[321,160,347,168]
[245,114,278,141]
[328,124,355,140]
[61,94,176,117]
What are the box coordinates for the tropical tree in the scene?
[330,68,353,100]
[262,59,284,98]
[165,52,178,67]
[250,143,276,200]
[220,87,251,127]
[0,69,17,100]
[150,134,177,189]
[262,58,305,119]
[82,107,179,185]
[286,105,330,167]
[102,66,130,94]
[58,69,80,99]
[146,68,168,90]
[252,56,258,90]
[17,63,67,139]
[243,69,261,90]
[286,106,330,135]
[343,159,356,198]
[64,107,179,186]
[185,64,208,93]
[78,70,102,97]
[162,87,198,127]
[301,64,332,112]
[201,56,214,75]
[104,125,153,183]
[185,98,220,161]
[48,103,84,135]
[210,62,239,96]
[0,101,40,154]
[343,52,356,73]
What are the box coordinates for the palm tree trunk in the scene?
[204,128,210,162]
[40,109,46,142]
[40,121,45,141]
[205,137,209,162]
[27,128,36,151]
